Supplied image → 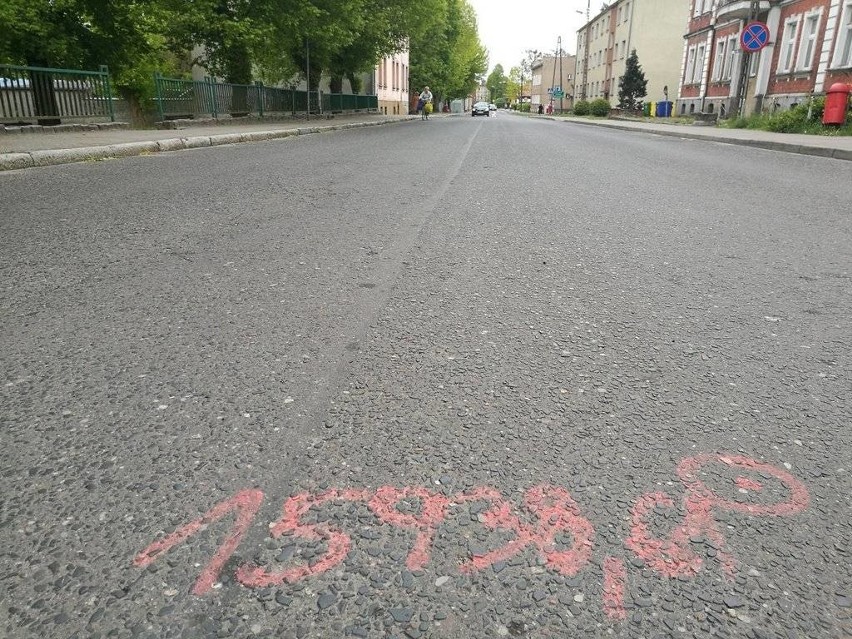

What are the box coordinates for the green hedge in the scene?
[589,98,611,117]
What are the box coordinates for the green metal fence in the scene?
[324,93,378,112]
[153,73,377,121]
[0,64,114,123]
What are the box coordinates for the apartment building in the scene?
[679,0,852,116]
[575,0,689,106]
[373,50,410,115]
[530,54,577,111]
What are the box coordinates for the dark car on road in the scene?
[472,101,490,116]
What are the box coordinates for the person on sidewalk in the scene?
[420,86,433,120]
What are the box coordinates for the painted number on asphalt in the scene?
[134,453,809,621]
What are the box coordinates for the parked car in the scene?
[472,101,490,116]
[489,103,497,112]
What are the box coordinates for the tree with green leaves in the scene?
[409,0,487,105]
[0,0,185,118]
[617,49,647,111]
[506,66,522,103]
[485,64,507,103]
[519,49,541,83]
[0,0,473,115]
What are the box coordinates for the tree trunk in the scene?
[225,45,253,116]
[29,69,61,126]
[347,74,362,95]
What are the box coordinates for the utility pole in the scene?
[306,39,311,121]
[559,36,564,113]
[578,0,591,101]
[734,0,761,117]
[520,69,524,107]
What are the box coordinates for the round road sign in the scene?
[741,22,770,52]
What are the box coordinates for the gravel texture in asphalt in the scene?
[1,114,851,638]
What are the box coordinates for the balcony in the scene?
[716,0,773,21]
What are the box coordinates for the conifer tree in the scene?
[618,49,648,111]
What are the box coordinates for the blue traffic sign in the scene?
[741,22,770,52]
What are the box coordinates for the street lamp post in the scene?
[558,36,564,113]
[577,0,590,101]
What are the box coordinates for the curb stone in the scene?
[0,153,34,171]
[183,136,212,149]
[210,133,244,146]
[556,117,852,162]
[157,138,187,152]
[0,117,412,171]
[108,141,160,157]
[30,146,114,166]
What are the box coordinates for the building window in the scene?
[723,36,737,80]
[685,46,697,84]
[778,17,800,73]
[833,0,852,68]
[712,37,727,81]
[749,49,760,76]
[797,12,821,71]
[694,43,706,84]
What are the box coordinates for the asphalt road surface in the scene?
[1,113,851,639]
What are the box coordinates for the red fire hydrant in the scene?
[822,82,851,125]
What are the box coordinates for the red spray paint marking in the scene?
[133,453,810,616]
[735,476,763,492]
[456,484,594,576]
[602,556,627,621]
[626,490,730,578]
[626,454,810,580]
[132,489,263,595]
[236,488,370,588]
[368,486,449,571]
[677,454,809,516]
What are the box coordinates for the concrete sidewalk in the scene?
[2,111,850,171]
[0,113,418,171]
[532,113,852,161]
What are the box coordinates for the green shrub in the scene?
[589,98,611,117]
[720,95,851,135]
[765,108,807,133]
[573,100,590,116]
[519,102,530,112]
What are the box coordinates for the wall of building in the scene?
[375,50,410,115]
[577,0,688,107]
[531,55,576,110]
[678,0,852,117]
[629,0,691,106]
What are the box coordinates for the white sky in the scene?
[467,0,590,74]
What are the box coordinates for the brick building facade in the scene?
[678,0,852,117]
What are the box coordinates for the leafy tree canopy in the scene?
[485,64,507,102]
[409,0,487,102]
[0,0,483,105]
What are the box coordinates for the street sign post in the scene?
[740,22,770,52]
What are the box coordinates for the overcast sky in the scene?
[467,0,590,73]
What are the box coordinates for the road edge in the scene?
[556,117,852,162]
[0,118,416,172]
